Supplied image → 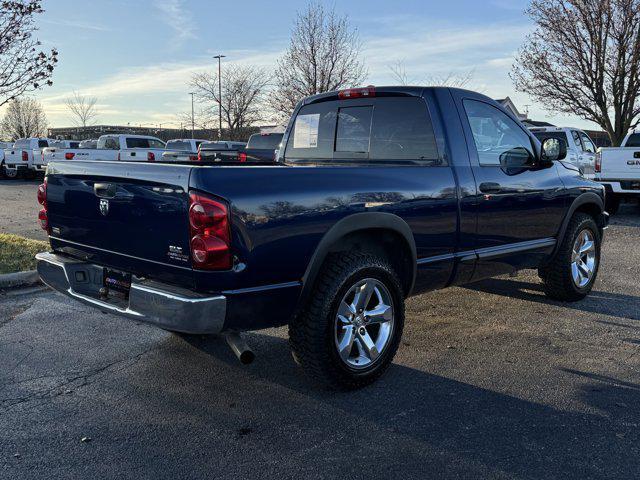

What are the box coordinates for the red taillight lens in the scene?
[189,192,231,270]
[595,152,601,173]
[238,152,247,162]
[338,86,376,99]
[197,151,202,161]
[38,209,48,231]
[147,152,155,162]
[37,180,50,233]
[21,150,28,162]
[65,152,75,160]
[117,152,121,161]
[37,181,47,207]
[189,154,198,161]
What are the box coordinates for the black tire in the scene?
[539,213,601,302]
[289,252,405,389]
[605,193,620,215]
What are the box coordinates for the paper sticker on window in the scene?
[293,114,320,148]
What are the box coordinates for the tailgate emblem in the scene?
[99,199,110,216]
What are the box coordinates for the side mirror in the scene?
[540,137,567,163]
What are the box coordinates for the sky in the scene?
[19,0,599,130]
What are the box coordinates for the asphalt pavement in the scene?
[0,179,639,479]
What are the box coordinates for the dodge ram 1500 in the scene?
[36,87,608,389]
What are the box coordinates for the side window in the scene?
[285,101,337,160]
[126,138,151,149]
[98,137,119,150]
[148,139,165,149]
[463,100,534,167]
[580,133,595,153]
[626,133,640,147]
[370,97,439,162]
[571,131,583,149]
[285,97,441,164]
[335,106,372,154]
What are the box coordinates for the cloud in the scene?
[153,0,196,47]
[41,18,110,31]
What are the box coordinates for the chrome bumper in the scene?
[36,252,226,334]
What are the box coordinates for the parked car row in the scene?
[1,132,284,179]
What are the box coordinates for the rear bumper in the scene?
[600,180,640,195]
[36,251,226,334]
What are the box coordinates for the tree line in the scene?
[2,0,640,145]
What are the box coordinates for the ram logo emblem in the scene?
[99,199,110,216]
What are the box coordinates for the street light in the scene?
[213,54,226,140]
[189,92,196,139]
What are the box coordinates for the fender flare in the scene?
[554,192,604,255]
[299,212,417,302]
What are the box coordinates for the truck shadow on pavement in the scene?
[173,332,640,479]
[463,277,640,322]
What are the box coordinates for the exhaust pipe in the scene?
[224,332,255,365]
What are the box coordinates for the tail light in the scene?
[65,152,75,160]
[338,86,376,99]
[189,154,198,161]
[37,180,49,233]
[595,151,601,173]
[197,151,202,161]
[189,192,232,270]
[147,152,155,162]
[117,152,121,161]
[238,152,247,162]
[41,152,45,163]
[21,150,28,162]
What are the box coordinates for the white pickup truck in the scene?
[35,140,80,172]
[596,130,640,213]
[529,127,597,179]
[161,138,208,162]
[3,138,55,178]
[41,134,166,166]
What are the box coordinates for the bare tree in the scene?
[176,108,216,131]
[0,97,47,140]
[269,2,367,120]
[190,64,270,140]
[388,60,474,88]
[0,1,59,106]
[65,91,98,127]
[512,0,640,146]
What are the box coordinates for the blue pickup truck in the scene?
[36,87,608,389]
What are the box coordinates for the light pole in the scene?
[189,92,196,139]
[213,54,226,140]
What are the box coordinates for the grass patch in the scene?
[0,234,49,274]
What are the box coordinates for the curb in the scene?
[0,270,41,289]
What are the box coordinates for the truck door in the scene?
[453,92,567,280]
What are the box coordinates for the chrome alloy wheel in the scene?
[334,278,394,370]
[571,229,597,288]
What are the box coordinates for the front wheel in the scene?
[289,252,405,389]
[539,213,601,301]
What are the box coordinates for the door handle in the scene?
[94,183,117,198]
[479,182,502,194]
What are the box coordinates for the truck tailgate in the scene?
[46,161,194,286]
[602,148,640,178]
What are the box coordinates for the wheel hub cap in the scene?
[334,278,394,370]
[571,229,596,288]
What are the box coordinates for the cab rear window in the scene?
[284,97,440,164]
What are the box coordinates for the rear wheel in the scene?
[539,213,601,301]
[2,164,17,179]
[289,252,405,389]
